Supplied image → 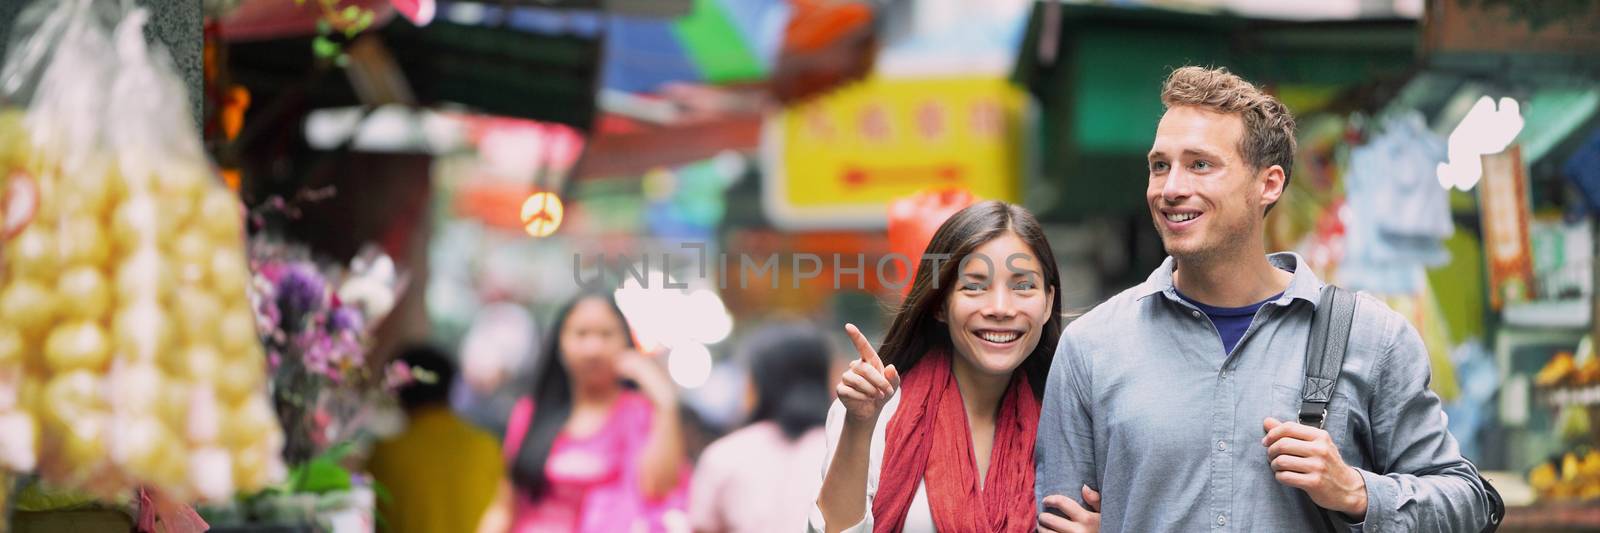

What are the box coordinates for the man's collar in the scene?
[1135,252,1324,307]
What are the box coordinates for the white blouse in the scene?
[806,395,937,533]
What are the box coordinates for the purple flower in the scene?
[329,307,364,334]
[277,263,326,334]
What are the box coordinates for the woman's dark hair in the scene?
[511,287,635,498]
[394,343,456,412]
[742,322,833,440]
[877,201,1063,394]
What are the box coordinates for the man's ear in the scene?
[1259,164,1286,213]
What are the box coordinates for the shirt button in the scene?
[1191,310,1203,319]
[1217,440,1228,451]
[1216,514,1228,526]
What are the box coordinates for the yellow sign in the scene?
[761,76,1028,229]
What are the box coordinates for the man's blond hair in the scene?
[1160,66,1297,214]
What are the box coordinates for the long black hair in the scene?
[510,287,635,498]
[877,201,1063,395]
[742,322,833,440]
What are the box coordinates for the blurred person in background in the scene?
[455,302,541,436]
[367,344,505,533]
[476,287,690,533]
[812,201,1090,532]
[689,322,834,533]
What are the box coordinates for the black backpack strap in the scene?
[1301,285,1357,429]
[1304,285,1358,532]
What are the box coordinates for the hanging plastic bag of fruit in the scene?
[0,0,111,488]
[103,3,286,504]
[0,0,93,481]
[0,0,284,507]
[886,188,976,296]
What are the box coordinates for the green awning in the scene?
[1013,4,1417,220]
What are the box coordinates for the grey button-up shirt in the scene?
[1036,253,1494,532]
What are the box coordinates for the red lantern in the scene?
[886,188,975,296]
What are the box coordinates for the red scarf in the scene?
[871,351,1041,533]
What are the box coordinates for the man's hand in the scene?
[1262,417,1368,519]
[1037,485,1100,532]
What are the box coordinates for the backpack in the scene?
[1300,285,1505,532]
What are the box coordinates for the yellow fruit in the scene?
[0,325,22,367]
[1566,453,1582,482]
[58,163,119,219]
[1583,451,1600,479]
[174,257,208,287]
[111,415,182,483]
[172,287,221,346]
[232,445,268,493]
[109,363,164,415]
[0,278,56,338]
[5,225,56,280]
[0,275,56,337]
[1537,353,1578,387]
[56,216,110,267]
[0,109,25,163]
[209,249,249,296]
[198,187,243,242]
[1,278,56,328]
[110,195,163,252]
[57,416,107,478]
[170,229,209,265]
[42,371,102,426]
[173,343,221,383]
[44,321,111,373]
[112,301,174,365]
[157,379,194,436]
[54,266,110,321]
[215,356,262,403]
[156,167,205,206]
[221,397,276,450]
[17,372,42,412]
[113,248,174,303]
[150,443,191,500]
[218,306,258,354]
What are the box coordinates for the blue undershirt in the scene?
[1176,290,1283,355]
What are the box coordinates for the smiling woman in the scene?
[810,201,1076,533]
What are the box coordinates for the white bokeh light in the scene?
[614,271,734,354]
[1438,96,1524,191]
[685,289,733,344]
[667,342,713,389]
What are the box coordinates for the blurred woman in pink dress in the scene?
[476,288,689,533]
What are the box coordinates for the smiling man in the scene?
[1032,66,1497,532]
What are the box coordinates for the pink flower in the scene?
[384,361,413,390]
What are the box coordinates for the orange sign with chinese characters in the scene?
[761,76,1027,229]
[1481,146,1533,310]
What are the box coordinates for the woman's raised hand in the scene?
[837,324,901,424]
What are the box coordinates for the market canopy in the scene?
[1012,3,1417,220]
